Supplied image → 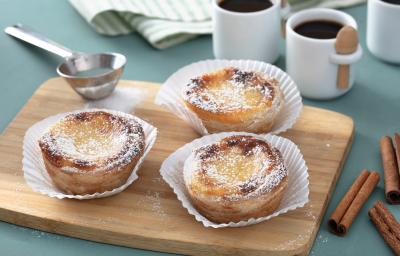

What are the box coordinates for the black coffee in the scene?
[218,0,273,13]
[294,20,343,39]
[381,0,400,5]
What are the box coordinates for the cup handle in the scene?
[280,0,291,17]
[280,0,291,38]
[330,45,363,65]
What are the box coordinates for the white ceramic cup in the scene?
[367,0,400,63]
[212,0,289,63]
[286,8,363,100]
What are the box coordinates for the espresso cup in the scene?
[286,8,363,100]
[212,0,289,63]
[367,0,400,63]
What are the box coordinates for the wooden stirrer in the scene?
[335,26,358,89]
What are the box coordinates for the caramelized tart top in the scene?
[183,67,280,114]
[184,135,287,201]
[39,110,145,173]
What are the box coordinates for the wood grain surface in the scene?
[0,78,354,256]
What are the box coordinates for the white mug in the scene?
[286,8,363,100]
[212,0,289,63]
[367,0,400,63]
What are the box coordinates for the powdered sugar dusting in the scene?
[184,135,287,201]
[273,225,313,250]
[183,67,279,113]
[39,109,145,173]
[84,87,147,113]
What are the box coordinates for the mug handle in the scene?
[280,0,291,17]
[280,0,291,38]
[329,45,363,65]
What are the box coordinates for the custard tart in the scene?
[39,110,145,195]
[184,135,288,223]
[182,67,284,133]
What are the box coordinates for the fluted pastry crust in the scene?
[39,110,145,195]
[182,67,284,133]
[184,135,288,223]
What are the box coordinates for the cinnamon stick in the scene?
[381,136,400,204]
[375,201,400,241]
[328,170,380,236]
[394,133,400,178]
[369,201,400,255]
[328,170,369,234]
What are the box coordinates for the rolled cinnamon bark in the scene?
[381,136,400,204]
[328,170,369,235]
[374,201,400,241]
[394,133,400,177]
[369,201,400,255]
[328,170,380,236]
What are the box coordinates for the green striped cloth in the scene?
[69,0,365,50]
[289,0,366,12]
[69,0,211,49]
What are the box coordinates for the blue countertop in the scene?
[0,1,399,255]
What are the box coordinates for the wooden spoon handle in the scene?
[335,26,358,90]
[337,64,350,89]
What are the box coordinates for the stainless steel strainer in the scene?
[5,24,126,100]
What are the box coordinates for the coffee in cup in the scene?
[218,0,273,12]
[380,0,400,4]
[294,20,343,39]
[212,0,289,63]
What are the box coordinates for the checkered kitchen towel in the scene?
[70,0,365,49]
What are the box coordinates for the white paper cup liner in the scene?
[155,59,303,135]
[22,109,157,200]
[160,132,309,228]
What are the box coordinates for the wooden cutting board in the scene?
[0,78,354,256]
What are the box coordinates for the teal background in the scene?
[0,1,399,255]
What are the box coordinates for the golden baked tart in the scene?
[183,135,288,223]
[182,67,284,133]
[38,110,145,195]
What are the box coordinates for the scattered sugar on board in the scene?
[84,87,147,113]
[273,204,316,250]
[135,190,168,220]
[183,68,277,113]
[273,225,313,250]
[140,178,167,217]
[145,191,167,218]
[133,190,177,230]
[305,203,316,220]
